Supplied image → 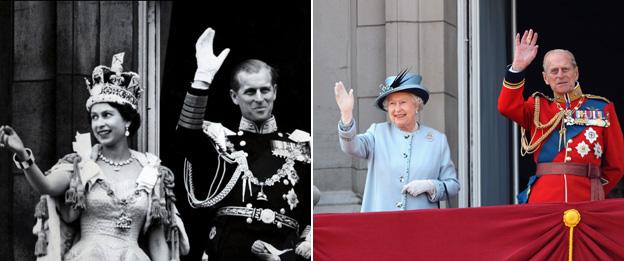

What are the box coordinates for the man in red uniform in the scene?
[498,29,624,203]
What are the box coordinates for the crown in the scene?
[84,53,142,111]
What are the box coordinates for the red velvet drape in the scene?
[314,199,624,260]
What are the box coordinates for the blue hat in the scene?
[374,71,429,111]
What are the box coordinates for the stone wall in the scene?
[313,0,458,209]
[0,2,136,259]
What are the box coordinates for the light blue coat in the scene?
[339,121,460,212]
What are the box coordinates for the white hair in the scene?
[543,49,577,71]
[382,92,424,112]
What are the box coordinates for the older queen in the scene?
[334,70,460,212]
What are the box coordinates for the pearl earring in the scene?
[125,126,130,137]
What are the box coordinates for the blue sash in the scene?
[517,99,607,203]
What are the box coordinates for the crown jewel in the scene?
[85,53,142,111]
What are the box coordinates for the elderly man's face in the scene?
[542,52,579,95]
[230,68,277,124]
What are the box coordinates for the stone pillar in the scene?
[312,0,354,193]
[0,1,13,259]
[384,0,458,164]
[314,0,459,212]
[12,2,56,259]
[352,0,387,196]
[4,2,138,258]
[56,1,136,157]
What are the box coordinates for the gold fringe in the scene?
[34,196,50,257]
[70,157,86,210]
[74,185,86,210]
[65,180,77,204]
[34,197,48,219]
[34,231,48,257]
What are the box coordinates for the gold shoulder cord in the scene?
[520,96,565,155]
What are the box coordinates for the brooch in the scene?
[575,141,590,158]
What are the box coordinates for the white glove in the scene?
[251,240,282,261]
[194,28,230,85]
[401,179,436,199]
[295,241,311,259]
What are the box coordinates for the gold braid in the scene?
[521,96,565,155]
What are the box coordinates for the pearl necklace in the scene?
[98,152,136,171]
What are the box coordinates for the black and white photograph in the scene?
[0,2,310,261]
[4,0,624,261]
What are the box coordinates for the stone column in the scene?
[351,0,387,196]
[12,2,56,259]
[0,1,13,259]
[384,0,458,165]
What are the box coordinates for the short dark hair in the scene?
[88,102,141,136]
[230,59,278,92]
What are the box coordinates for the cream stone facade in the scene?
[314,0,459,212]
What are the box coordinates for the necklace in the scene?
[241,143,302,201]
[96,179,142,231]
[98,152,136,171]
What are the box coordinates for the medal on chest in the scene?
[239,142,302,208]
[564,108,610,127]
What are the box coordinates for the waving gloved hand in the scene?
[295,241,311,259]
[401,179,436,198]
[334,81,355,125]
[194,27,230,86]
[251,240,282,261]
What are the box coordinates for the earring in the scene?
[125,126,130,137]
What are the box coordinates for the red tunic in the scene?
[498,69,624,203]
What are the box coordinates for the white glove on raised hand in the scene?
[401,179,436,199]
[194,27,230,85]
[295,241,311,259]
[334,81,355,124]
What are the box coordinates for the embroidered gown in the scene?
[63,173,150,260]
[41,148,182,261]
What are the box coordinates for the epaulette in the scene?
[584,94,611,103]
[202,121,235,152]
[530,91,554,102]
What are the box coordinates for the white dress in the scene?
[63,174,151,261]
[44,149,172,261]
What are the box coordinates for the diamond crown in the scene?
[85,53,142,111]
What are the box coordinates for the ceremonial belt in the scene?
[216,206,299,231]
[536,162,604,201]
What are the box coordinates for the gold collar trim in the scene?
[554,83,583,103]
[238,116,278,134]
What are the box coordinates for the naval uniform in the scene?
[498,67,624,203]
[176,87,310,261]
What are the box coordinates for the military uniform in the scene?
[176,87,311,261]
[498,67,624,203]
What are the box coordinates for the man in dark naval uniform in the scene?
[175,28,311,261]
